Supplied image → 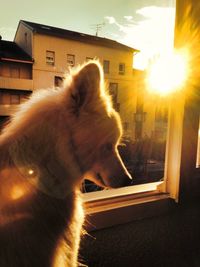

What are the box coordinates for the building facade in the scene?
[0,37,33,129]
[14,20,138,140]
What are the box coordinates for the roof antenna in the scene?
[90,22,105,37]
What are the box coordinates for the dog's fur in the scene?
[0,61,132,267]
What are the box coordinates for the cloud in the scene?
[104,16,125,32]
[105,16,116,24]
[105,6,176,69]
[0,27,16,41]
[124,16,133,21]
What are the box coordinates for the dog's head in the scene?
[6,61,132,199]
[67,61,132,189]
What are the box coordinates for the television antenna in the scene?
[90,22,105,36]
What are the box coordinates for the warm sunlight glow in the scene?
[28,169,34,175]
[147,50,189,96]
[10,186,26,200]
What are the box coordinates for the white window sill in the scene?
[83,182,174,231]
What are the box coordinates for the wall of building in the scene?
[14,23,33,57]
[0,60,33,117]
[30,33,136,140]
[0,61,32,79]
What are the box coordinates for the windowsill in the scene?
[83,182,175,231]
[83,181,163,203]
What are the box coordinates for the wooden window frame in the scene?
[46,50,55,66]
[67,54,75,67]
[103,60,110,74]
[83,90,200,231]
[119,63,125,75]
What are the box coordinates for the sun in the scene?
[147,50,189,96]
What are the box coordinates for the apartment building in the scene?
[0,36,33,129]
[14,20,138,140]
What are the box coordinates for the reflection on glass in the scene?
[82,83,169,193]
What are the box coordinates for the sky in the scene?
[0,0,176,69]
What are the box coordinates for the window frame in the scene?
[83,91,196,230]
[119,63,125,75]
[82,0,200,231]
[86,57,93,62]
[67,54,75,67]
[46,50,55,66]
[10,93,20,104]
[103,60,110,74]
[54,76,64,87]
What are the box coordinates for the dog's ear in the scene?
[71,62,102,110]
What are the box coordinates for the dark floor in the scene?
[80,200,200,267]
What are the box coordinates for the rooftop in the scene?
[0,39,33,63]
[19,20,139,53]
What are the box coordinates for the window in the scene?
[67,54,75,67]
[55,76,63,87]
[46,51,55,65]
[119,63,125,75]
[86,57,93,62]
[0,91,10,104]
[0,90,31,105]
[103,60,110,74]
[10,94,20,104]
[10,66,20,78]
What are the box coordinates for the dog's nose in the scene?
[121,173,133,187]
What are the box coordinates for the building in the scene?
[14,20,138,140]
[0,36,33,129]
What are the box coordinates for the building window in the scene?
[54,76,63,87]
[10,66,20,78]
[0,90,31,105]
[103,60,110,74]
[46,51,55,66]
[10,94,20,104]
[67,54,75,67]
[119,63,125,75]
[86,57,93,62]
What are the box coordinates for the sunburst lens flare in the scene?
[147,50,189,96]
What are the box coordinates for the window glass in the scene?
[103,60,110,74]
[67,54,75,67]
[119,63,125,75]
[86,57,93,62]
[46,51,55,65]
[81,0,176,193]
[54,76,63,87]
[10,94,20,104]
[10,66,20,78]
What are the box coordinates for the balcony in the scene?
[0,105,19,116]
[0,77,33,91]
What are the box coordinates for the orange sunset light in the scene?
[146,50,189,96]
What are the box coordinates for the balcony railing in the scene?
[0,105,19,116]
[0,77,33,91]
